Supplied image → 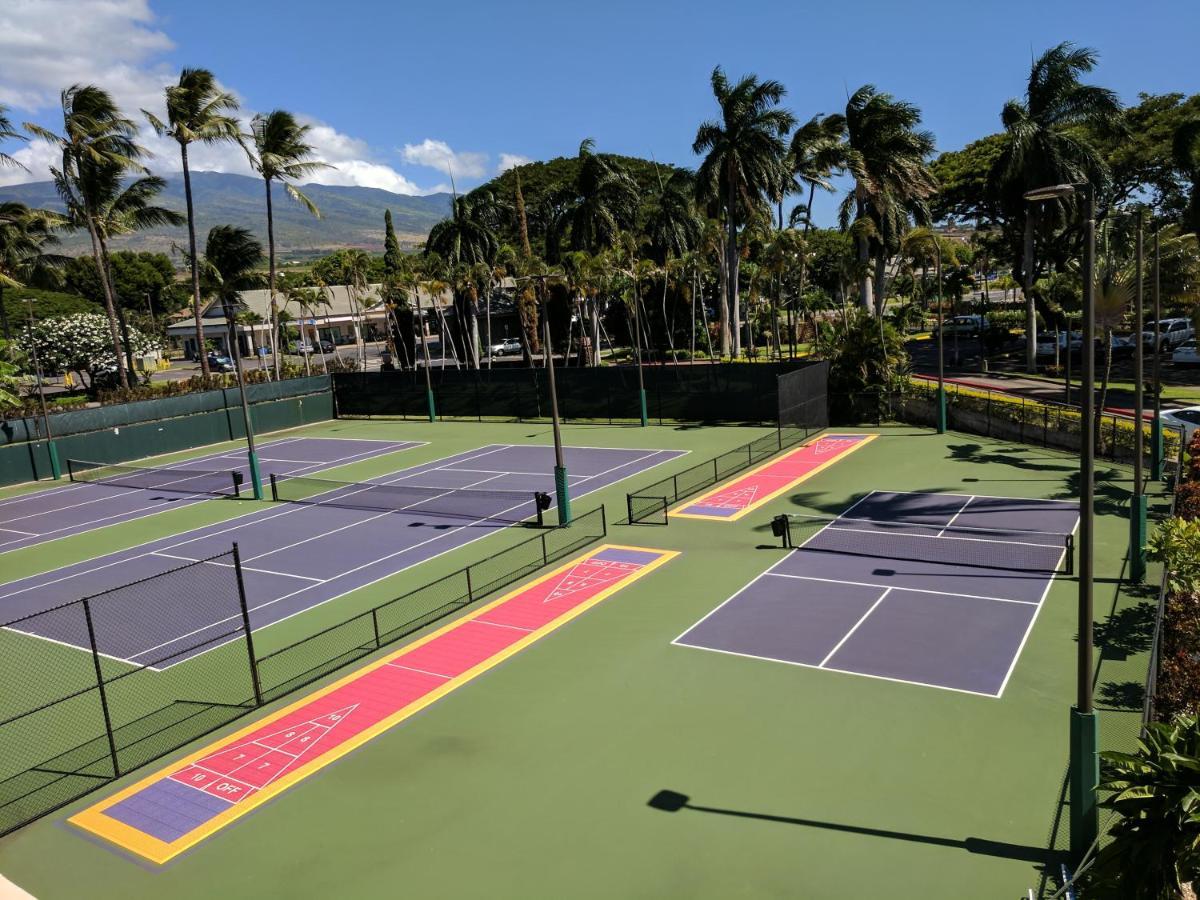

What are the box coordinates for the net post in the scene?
[232,543,264,707]
[269,473,280,502]
[82,598,121,779]
[232,471,244,498]
[1066,534,1075,576]
[66,458,78,482]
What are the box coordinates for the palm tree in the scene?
[199,224,265,337]
[547,139,639,261]
[244,111,331,377]
[788,114,847,235]
[839,86,937,315]
[0,104,28,170]
[26,85,147,388]
[426,195,498,368]
[989,42,1121,372]
[0,204,65,347]
[144,69,241,377]
[693,67,795,358]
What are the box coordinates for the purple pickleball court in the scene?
[674,490,1079,697]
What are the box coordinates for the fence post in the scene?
[371,607,381,649]
[231,543,264,707]
[672,474,680,504]
[600,503,607,536]
[1019,396,1025,443]
[82,598,121,779]
[541,531,549,566]
[626,493,634,523]
[713,458,719,483]
[465,566,474,604]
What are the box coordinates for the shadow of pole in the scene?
[647,790,1067,867]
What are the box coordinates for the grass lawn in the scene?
[0,420,1160,898]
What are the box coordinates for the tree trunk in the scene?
[98,234,137,379]
[0,282,11,347]
[1023,207,1037,373]
[515,170,532,259]
[591,297,600,366]
[857,234,873,311]
[84,215,129,389]
[661,270,677,362]
[181,142,209,375]
[265,177,279,379]
[726,174,741,359]
[873,252,887,317]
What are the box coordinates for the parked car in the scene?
[1160,406,1200,442]
[1143,318,1194,352]
[938,315,988,336]
[1172,339,1200,366]
[206,353,235,373]
[489,337,522,356]
[1035,331,1083,357]
[291,340,316,354]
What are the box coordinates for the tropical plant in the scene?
[547,139,639,261]
[1175,117,1200,241]
[0,104,28,170]
[198,224,265,363]
[693,67,796,358]
[787,113,847,233]
[0,203,65,348]
[144,68,241,377]
[812,306,909,396]
[26,85,147,388]
[988,42,1122,372]
[1084,714,1200,899]
[1149,517,1200,596]
[839,85,937,315]
[24,312,158,389]
[244,110,332,376]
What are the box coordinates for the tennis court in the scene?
[0,443,684,669]
[0,437,414,554]
[674,490,1080,696]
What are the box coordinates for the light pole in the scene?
[1024,182,1097,864]
[1150,227,1164,480]
[24,295,60,479]
[414,288,436,422]
[534,275,571,524]
[934,240,946,434]
[222,297,263,499]
[1131,210,1147,581]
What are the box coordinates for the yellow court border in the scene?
[671,433,878,522]
[69,543,679,864]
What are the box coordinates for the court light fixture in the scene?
[1022,184,1080,202]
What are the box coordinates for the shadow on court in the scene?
[646,789,1069,867]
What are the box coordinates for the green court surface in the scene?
[0,420,1159,898]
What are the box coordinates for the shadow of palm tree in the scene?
[1097,680,1146,710]
[1093,601,1156,661]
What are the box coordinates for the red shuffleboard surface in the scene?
[673,434,875,521]
[69,543,677,864]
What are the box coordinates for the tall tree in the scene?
[514,169,533,257]
[788,113,847,235]
[144,68,241,376]
[245,110,331,377]
[383,209,403,273]
[839,85,937,315]
[0,203,64,346]
[426,195,499,368]
[0,104,28,171]
[547,139,639,261]
[1175,117,1200,240]
[693,67,795,357]
[26,85,147,388]
[199,224,265,361]
[989,42,1121,372]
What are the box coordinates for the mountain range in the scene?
[0,171,452,259]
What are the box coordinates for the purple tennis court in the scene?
[0,443,683,669]
[674,490,1079,697]
[0,437,416,554]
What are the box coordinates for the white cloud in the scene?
[497,153,532,173]
[400,139,488,180]
[0,1,446,196]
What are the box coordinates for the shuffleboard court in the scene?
[672,433,875,521]
[0,437,416,554]
[69,543,677,864]
[674,490,1079,696]
[0,444,684,669]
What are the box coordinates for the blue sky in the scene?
[1,0,1196,226]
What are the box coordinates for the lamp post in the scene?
[222,297,262,499]
[934,240,946,434]
[24,295,60,479]
[1024,182,1097,863]
[1131,210,1146,581]
[532,274,571,524]
[414,288,436,422]
[1150,227,1164,480]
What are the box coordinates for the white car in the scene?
[938,315,988,336]
[1144,318,1195,352]
[1173,339,1200,366]
[489,337,522,356]
[1161,406,1200,442]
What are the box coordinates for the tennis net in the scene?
[269,473,552,525]
[782,513,1074,574]
[67,459,244,498]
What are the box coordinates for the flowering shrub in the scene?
[22,314,159,388]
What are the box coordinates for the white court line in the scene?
[765,572,1040,606]
[126,446,678,665]
[150,551,325,584]
[937,496,975,537]
[385,662,452,679]
[823,524,1062,551]
[0,527,37,536]
[472,619,534,633]
[817,587,892,668]
[881,488,1079,506]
